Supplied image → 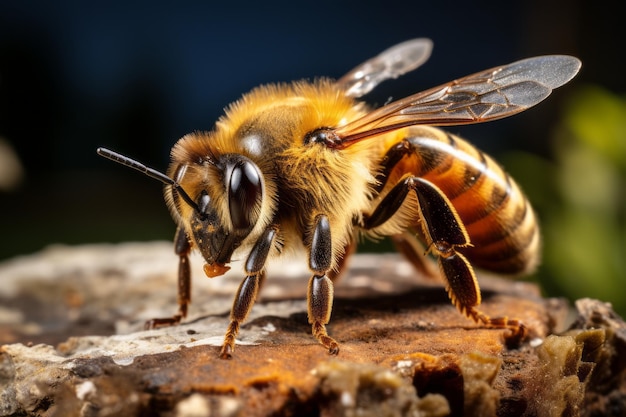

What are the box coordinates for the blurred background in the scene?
[1,1,624,315]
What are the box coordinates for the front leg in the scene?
[219,225,278,359]
[307,214,339,354]
[145,226,192,329]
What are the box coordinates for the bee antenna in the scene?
[97,147,201,213]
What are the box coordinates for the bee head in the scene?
[97,147,265,277]
[170,154,264,273]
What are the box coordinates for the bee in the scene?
[98,39,581,359]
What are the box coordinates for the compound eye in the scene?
[227,159,263,231]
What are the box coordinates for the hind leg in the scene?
[363,175,527,344]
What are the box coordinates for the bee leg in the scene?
[365,177,526,344]
[145,227,192,329]
[438,251,527,347]
[219,226,277,359]
[412,179,527,345]
[372,139,414,194]
[307,214,339,355]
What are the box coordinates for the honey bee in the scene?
[98,39,581,359]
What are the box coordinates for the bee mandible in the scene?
[98,39,581,358]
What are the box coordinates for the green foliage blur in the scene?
[505,85,626,317]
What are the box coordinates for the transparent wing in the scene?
[335,55,582,145]
[337,38,433,98]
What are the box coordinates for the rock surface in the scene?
[0,242,624,416]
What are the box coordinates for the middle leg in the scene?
[307,214,339,354]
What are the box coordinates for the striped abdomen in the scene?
[403,127,540,275]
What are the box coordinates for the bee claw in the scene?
[219,344,234,360]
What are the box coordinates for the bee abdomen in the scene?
[406,129,540,275]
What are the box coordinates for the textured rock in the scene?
[0,243,623,416]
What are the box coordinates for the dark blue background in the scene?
[0,0,622,258]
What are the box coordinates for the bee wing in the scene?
[337,38,433,98]
[335,55,582,145]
